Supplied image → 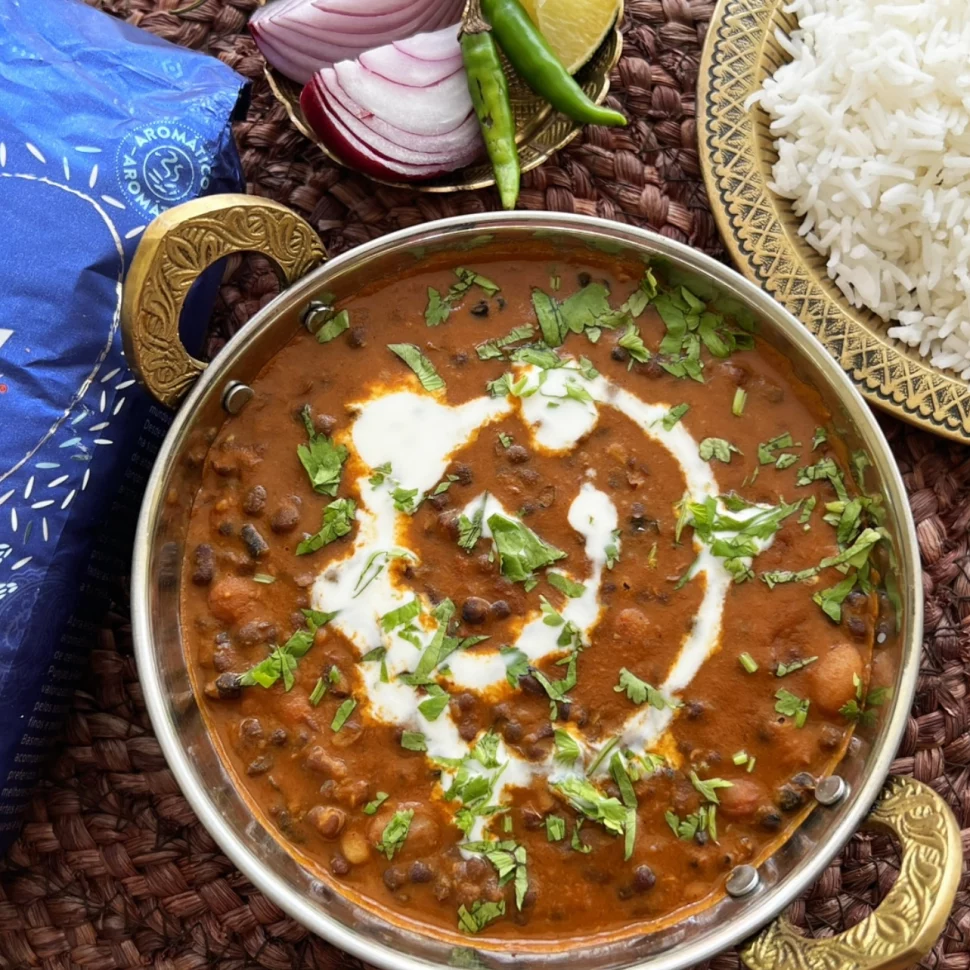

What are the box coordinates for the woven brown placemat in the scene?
[0,1,966,967]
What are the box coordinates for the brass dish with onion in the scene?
[123,198,959,970]
[252,0,623,198]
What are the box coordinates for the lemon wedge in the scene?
[518,0,621,75]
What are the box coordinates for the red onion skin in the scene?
[251,0,463,84]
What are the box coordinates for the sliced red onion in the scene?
[299,27,483,183]
[251,0,464,84]
[333,57,471,134]
[322,70,477,155]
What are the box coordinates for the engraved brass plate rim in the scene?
[261,8,623,194]
[698,0,970,443]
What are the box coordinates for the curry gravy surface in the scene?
[181,256,890,943]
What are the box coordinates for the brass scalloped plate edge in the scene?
[261,6,624,196]
[697,0,970,442]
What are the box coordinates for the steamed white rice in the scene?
[749,0,970,379]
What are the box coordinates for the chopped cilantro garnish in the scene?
[297,405,348,497]
[605,528,621,569]
[775,657,818,677]
[662,403,689,431]
[732,388,747,416]
[381,597,422,632]
[314,309,350,343]
[425,270,499,328]
[425,287,450,326]
[699,437,741,463]
[840,672,891,727]
[690,771,733,804]
[775,688,810,727]
[498,432,512,448]
[797,457,849,502]
[388,343,446,392]
[471,730,501,769]
[401,730,427,752]
[253,573,275,584]
[812,426,828,450]
[570,820,592,853]
[362,792,389,815]
[391,486,421,514]
[377,809,414,859]
[665,805,717,842]
[488,513,566,584]
[732,751,749,766]
[457,900,505,934]
[532,289,565,347]
[614,668,677,710]
[331,697,356,731]
[758,432,800,469]
[400,598,456,685]
[239,623,320,692]
[617,323,651,364]
[418,686,450,722]
[476,325,535,360]
[553,729,581,766]
[369,462,392,487]
[462,839,528,910]
[308,677,327,706]
[458,493,488,552]
[296,497,356,555]
[553,777,627,838]
[813,573,859,622]
[546,815,566,841]
[547,572,585,598]
[850,449,871,487]
[739,652,759,674]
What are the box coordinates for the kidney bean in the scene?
[239,717,263,741]
[409,861,433,883]
[243,486,267,515]
[315,414,337,435]
[270,502,300,534]
[240,524,269,559]
[192,544,215,585]
[808,643,864,714]
[340,828,371,864]
[208,577,260,626]
[308,805,346,840]
[204,673,241,700]
[633,865,656,892]
[506,445,530,464]
[491,600,511,620]
[718,778,766,821]
[383,867,406,891]
[305,746,348,779]
[246,756,272,776]
[330,854,351,877]
[347,325,367,348]
[461,598,489,624]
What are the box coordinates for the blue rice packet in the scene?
[0,0,247,844]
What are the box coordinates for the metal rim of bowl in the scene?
[131,210,921,970]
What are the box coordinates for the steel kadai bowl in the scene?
[123,197,960,970]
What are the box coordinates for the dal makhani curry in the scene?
[181,254,891,941]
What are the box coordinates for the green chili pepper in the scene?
[461,26,520,210]
[481,0,626,128]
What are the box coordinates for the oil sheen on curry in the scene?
[182,255,893,943]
